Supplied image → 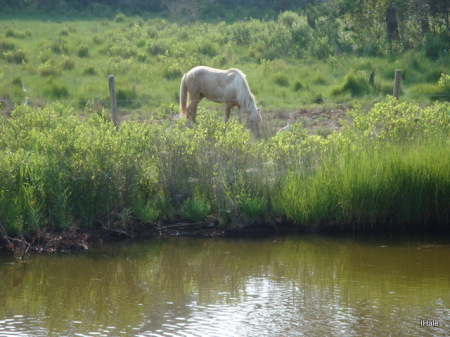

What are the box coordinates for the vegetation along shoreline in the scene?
[1,1,449,256]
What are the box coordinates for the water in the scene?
[0,234,449,337]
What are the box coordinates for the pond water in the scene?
[0,234,449,337]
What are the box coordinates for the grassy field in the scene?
[0,13,449,238]
[1,13,449,116]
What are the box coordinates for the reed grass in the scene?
[274,139,450,230]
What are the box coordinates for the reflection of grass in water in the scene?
[0,235,448,336]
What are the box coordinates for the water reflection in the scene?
[0,234,449,336]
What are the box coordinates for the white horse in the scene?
[180,66,262,134]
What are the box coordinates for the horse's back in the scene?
[186,66,242,81]
[184,66,242,99]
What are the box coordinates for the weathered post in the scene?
[108,75,119,128]
[393,69,401,99]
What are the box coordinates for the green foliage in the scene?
[83,67,97,75]
[278,11,300,29]
[47,84,69,99]
[238,194,267,224]
[181,192,211,223]
[3,49,27,64]
[0,13,448,109]
[424,34,450,60]
[116,86,139,108]
[0,7,449,235]
[50,38,69,54]
[293,81,303,92]
[270,98,449,230]
[332,72,373,97]
[198,41,218,58]
[0,40,16,52]
[39,60,59,77]
[61,55,75,70]
[77,43,89,58]
[131,193,160,224]
[346,96,450,142]
[272,73,290,87]
[163,62,183,80]
[114,13,127,22]
[4,27,31,39]
[274,139,450,230]
[0,98,449,235]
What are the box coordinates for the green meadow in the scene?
[1,12,449,116]
[0,8,449,237]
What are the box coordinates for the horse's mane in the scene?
[231,68,257,112]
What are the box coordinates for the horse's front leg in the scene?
[224,103,233,122]
[237,106,245,123]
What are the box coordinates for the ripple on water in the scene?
[2,236,449,337]
[0,315,48,337]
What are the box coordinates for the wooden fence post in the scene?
[108,75,119,128]
[393,69,401,99]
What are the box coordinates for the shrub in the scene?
[198,42,218,57]
[115,13,127,22]
[332,72,372,97]
[310,36,332,59]
[0,40,16,52]
[278,11,300,29]
[272,73,289,87]
[238,194,267,224]
[180,193,211,223]
[436,73,450,101]
[83,67,97,75]
[163,62,183,80]
[61,55,75,70]
[4,49,27,63]
[132,193,160,223]
[293,81,303,92]
[4,27,30,39]
[116,87,139,108]
[51,38,69,54]
[424,34,450,60]
[77,43,89,58]
[47,84,69,99]
[39,60,59,77]
[345,97,450,142]
[12,76,22,87]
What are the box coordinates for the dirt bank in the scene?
[1,219,303,258]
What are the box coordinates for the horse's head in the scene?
[248,107,262,136]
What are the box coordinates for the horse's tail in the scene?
[179,73,188,118]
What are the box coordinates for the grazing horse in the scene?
[179,66,262,134]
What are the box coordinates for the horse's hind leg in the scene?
[187,99,200,123]
[224,104,232,122]
[187,96,202,123]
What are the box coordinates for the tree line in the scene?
[1,0,449,54]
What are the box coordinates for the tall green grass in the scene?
[274,140,450,230]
